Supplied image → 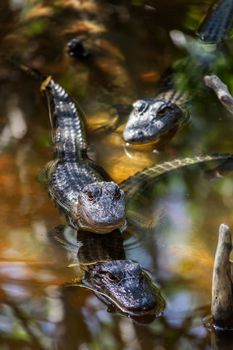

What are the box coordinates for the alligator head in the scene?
[77,181,126,234]
[123,98,185,145]
[82,260,165,317]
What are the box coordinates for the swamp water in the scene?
[0,0,233,349]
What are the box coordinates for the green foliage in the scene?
[26,19,46,36]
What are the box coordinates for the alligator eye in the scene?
[114,188,121,200]
[93,187,102,197]
[85,191,94,201]
[157,106,171,117]
[104,272,120,282]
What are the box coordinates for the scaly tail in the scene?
[120,154,233,198]
[197,0,233,43]
[9,58,88,160]
[41,78,88,160]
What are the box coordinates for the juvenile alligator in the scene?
[40,76,126,234]
[123,0,233,146]
[50,226,165,320]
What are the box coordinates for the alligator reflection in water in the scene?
[49,226,165,323]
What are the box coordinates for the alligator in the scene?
[123,0,233,146]
[40,76,126,234]
[50,225,165,321]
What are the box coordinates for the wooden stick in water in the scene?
[204,74,233,115]
[212,224,233,328]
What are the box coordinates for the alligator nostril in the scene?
[133,100,148,114]
[138,131,144,138]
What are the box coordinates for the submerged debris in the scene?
[67,38,91,60]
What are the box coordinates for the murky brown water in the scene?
[1,0,233,349]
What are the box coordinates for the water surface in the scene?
[0,0,233,349]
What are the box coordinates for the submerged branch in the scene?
[204,74,233,115]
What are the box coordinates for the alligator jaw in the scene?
[77,212,127,234]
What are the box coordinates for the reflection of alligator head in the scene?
[51,227,165,322]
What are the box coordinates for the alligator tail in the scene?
[43,79,88,160]
[120,153,233,197]
[197,0,233,43]
[9,58,88,160]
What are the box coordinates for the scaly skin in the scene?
[120,154,233,199]
[123,0,233,146]
[52,228,165,319]
[123,93,188,145]
[42,78,126,233]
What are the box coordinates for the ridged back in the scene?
[43,78,88,161]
